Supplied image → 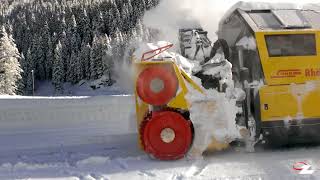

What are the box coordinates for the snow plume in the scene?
[143,0,228,43]
[143,0,320,44]
[113,57,135,94]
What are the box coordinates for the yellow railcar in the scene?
[134,2,320,160]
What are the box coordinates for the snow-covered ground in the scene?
[0,134,320,180]
[0,95,320,180]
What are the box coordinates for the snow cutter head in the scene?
[133,44,228,160]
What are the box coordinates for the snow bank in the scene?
[0,95,136,153]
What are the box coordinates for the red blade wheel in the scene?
[141,111,193,160]
[136,66,178,106]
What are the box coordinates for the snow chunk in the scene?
[0,163,12,171]
[203,59,234,90]
[186,80,242,156]
[236,36,257,50]
[76,156,110,168]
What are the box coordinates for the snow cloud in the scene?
[143,0,320,44]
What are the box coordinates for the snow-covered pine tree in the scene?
[16,53,25,95]
[25,48,34,95]
[95,39,104,79]
[92,11,104,35]
[90,34,104,79]
[79,42,91,80]
[102,34,113,82]
[52,41,64,94]
[121,4,130,33]
[132,0,146,20]
[136,19,144,41]
[111,28,124,61]
[42,21,51,80]
[66,15,81,83]
[0,26,22,95]
[29,36,46,80]
[78,9,91,44]
[110,2,122,34]
[60,31,69,81]
[125,0,136,30]
[45,36,54,80]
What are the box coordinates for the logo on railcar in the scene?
[271,69,302,78]
[305,68,320,77]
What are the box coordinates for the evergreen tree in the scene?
[45,36,54,79]
[92,11,104,35]
[16,53,25,95]
[41,21,51,79]
[110,2,122,34]
[78,9,91,44]
[25,49,34,95]
[0,26,22,95]
[66,15,81,83]
[121,4,130,32]
[29,36,46,80]
[90,34,103,79]
[60,31,69,81]
[80,42,91,80]
[102,34,113,82]
[52,41,64,94]
[112,28,124,61]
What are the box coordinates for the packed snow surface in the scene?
[0,93,320,180]
[0,129,320,180]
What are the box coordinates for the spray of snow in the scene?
[236,36,257,50]
[133,41,197,74]
[143,0,320,44]
[113,60,135,93]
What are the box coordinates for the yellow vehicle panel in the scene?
[255,30,320,86]
[256,30,320,122]
[259,82,320,121]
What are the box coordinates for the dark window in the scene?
[265,34,316,57]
